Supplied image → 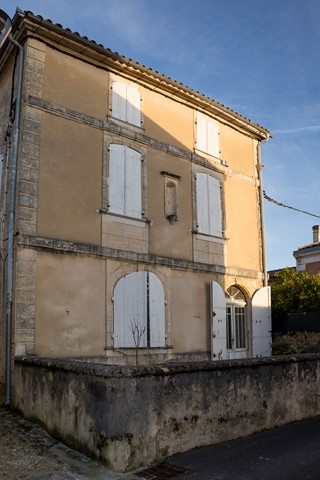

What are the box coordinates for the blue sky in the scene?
[2,0,320,270]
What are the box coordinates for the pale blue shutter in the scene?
[196,173,209,234]
[149,273,165,347]
[252,286,272,357]
[109,144,125,214]
[127,84,141,127]
[114,272,147,348]
[208,176,222,237]
[112,82,127,122]
[124,148,141,218]
[210,281,227,360]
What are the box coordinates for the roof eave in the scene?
[10,9,271,140]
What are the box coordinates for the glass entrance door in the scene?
[226,286,248,359]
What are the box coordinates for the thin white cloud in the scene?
[273,125,320,134]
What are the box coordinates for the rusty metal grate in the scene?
[135,463,189,479]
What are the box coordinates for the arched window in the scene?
[108,144,141,218]
[113,272,165,348]
[225,285,247,352]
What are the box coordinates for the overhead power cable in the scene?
[263,191,320,219]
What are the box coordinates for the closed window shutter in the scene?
[196,114,207,152]
[126,84,141,127]
[109,144,125,214]
[196,173,210,234]
[148,272,165,347]
[114,272,148,348]
[114,272,165,349]
[124,148,141,218]
[197,113,219,157]
[207,120,219,157]
[112,82,127,122]
[112,81,141,126]
[208,176,222,237]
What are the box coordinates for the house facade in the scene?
[294,225,320,274]
[0,9,271,403]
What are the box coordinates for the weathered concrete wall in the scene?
[13,355,320,472]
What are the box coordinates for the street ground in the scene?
[168,415,320,480]
[0,407,129,480]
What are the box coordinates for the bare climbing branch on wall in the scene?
[129,318,146,366]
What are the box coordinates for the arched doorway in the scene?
[225,285,248,359]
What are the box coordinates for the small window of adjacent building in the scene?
[196,172,222,237]
[113,271,166,348]
[108,144,142,218]
[196,112,219,157]
[111,81,141,127]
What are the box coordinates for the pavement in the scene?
[1,407,320,479]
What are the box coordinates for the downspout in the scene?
[257,135,270,288]
[5,32,24,407]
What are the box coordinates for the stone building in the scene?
[294,225,320,274]
[0,9,272,403]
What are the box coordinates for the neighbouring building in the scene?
[294,225,320,274]
[0,9,272,404]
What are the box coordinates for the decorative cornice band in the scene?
[17,234,261,279]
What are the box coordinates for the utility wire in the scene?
[263,191,320,219]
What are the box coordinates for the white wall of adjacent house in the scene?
[296,251,320,272]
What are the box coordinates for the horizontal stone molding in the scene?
[18,233,224,273]
[17,234,262,278]
[25,95,250,178]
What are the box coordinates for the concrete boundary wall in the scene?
[13,355,320,472]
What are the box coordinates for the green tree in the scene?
[271,268,320,315]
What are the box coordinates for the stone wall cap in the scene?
[14,354,320,379]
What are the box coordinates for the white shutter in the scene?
[208,176,222,237]
[112,82,127,122]
[207,120,219,158]
[210,281,227,360]
[197,113,219,157]
[252,286,272,357]
[124,148,141,218]
[109,144,125,214]
[127,84,141,127]
[149,273,165,347]
[196,173,209,234]
[196,113,207,152]
[114,272,147,348]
